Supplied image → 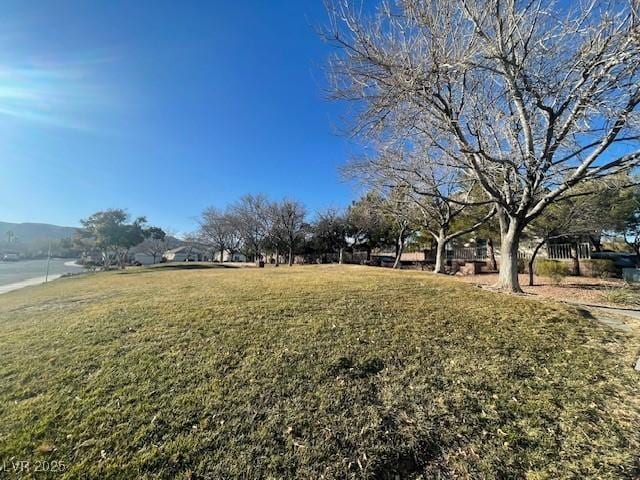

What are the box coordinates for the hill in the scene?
[0,221,78,244]
[0,265,638,478]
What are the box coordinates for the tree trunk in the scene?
[220,248,225,263]
[288,246,293,266]
[487,238,497,271]
[590,235,602,252]
[495,219,523,293]
[528,238,547,287]
[275,247,280,266]
[339,247,344,264]
[434,233,447,274]
[634,243,640,267]
[570,241,580,276]
[393,227,406,269]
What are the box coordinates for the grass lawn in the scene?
[1,265,639,479]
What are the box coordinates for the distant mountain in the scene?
[0,221,78,244]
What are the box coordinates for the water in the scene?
[0,258,83,293]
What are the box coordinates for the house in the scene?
[81,250,117,265]
[163,246,208,262]
[212,250,246,262]
[132,252,161,265]
[543,235,595,260]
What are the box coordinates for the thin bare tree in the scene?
[229,194,271,262]
[269,199,307,266]
[142,227,167,264]
[312,208,349,263]
[372,186,420,269]
[346,148,494,272]
[199,207,241,263]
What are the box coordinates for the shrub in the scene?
[601,286,640,306]
[364,257,382,267]
[535,259,570,283]
[581,259,617,278]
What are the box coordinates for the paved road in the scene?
[0,259,83,294]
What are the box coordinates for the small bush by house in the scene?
[580,259,618,278]
[536,259,570,283]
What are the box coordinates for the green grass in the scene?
[0,265,639,479]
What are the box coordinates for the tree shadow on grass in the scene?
[154,263,234,270]
[559,282,624,292]
[571,306,598,321]
[117,263,236,274]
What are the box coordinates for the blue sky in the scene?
[0,1,357,233]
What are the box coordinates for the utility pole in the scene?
[45,240,52,283]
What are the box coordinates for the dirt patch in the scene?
[456,273,627,305]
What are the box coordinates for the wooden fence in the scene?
[547,242,591,260]
[308,242,591,266]
[447,246,488,261]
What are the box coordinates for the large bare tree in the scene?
[326,0,640,291]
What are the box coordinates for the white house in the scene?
[212,250,247,262]
[163,246,208,262]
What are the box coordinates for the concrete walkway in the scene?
[562,301,640,372]
[0,274,63,295]
[564,300,640,331]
